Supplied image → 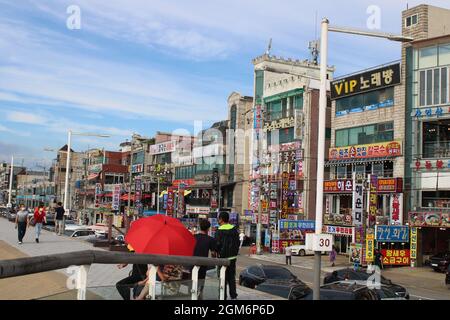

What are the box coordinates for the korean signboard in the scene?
[412,105,450,120]
[329,141,402,160]
[294,109,304,140]
[94,183,102,208]
[281,172,289,219]
[331,63,400,100]
[253,213,269,225]
[131,164,144,174]
[177,187,185,218]
[268,141,301,153]
[368,175,378,227]
[352,182,364,226]
[414,159,450,171]
[210,168,220,209]
[381,249,410,266]
[263,117,295,132]
[324,179,353,193]
[391,194,401,224]
[376,225,409,242]
[279,220,315,242]
[89,164,102,174]
[112,184,121,211]
[410,228,418,260]
[324,214,353,226]
[408,212,450,228]
[166,189,175,216]
[149,141,176,155]
[350,243,362,265]
[366,229,375,263]
[134,176,142,208]
[323,225,354,236]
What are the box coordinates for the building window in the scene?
[255,70,264,104]
[335,87,394,114]
[422,119,450,158]
[418,66,449,107]
[419,46,438,69]
[230,105,237,130]
[440,44,450,66]
[422,191,450,209]
[335,122,394,147]
[405,14,418,27]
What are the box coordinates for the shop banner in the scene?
[324,178,403,193]
[350,243,363,265]
[323,225,354,236]
[329,141,402,160]
[163,194,168,210]
[365,228,375,263]
[410,227,418,260]
[177,188,185,217]
[94,183,102,208]
[112,184,121,211]
[135,176,142,207]
[352,182,364,226]
[324,179,353,193]
[210,168,220,209]
[252,213,269,225]
[279,220,315,241]
[149,141,176,155]
[281,172,289,219]
[264,229,271,248]
[271,239,280,253]
[408,211,450,227]
[376,225,409,242]
[391,194,401,224]
[381,249,410,266]
[324,214,353,226]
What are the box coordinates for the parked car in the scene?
[429,252,450,272]
[332,280,406,300]
[303,281,379,300]
[323,268,409,299]
[289,245,326,256]
[64,221,88,232]
[239,265,299,289]
[446,264,450,289]
[255,279,312,300]
[69,229,96,239]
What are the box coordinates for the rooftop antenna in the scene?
[265,38,272,55]
[309,11,320,65]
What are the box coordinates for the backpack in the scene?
[217,227,240,258]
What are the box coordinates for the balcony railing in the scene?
[0,250,229,300]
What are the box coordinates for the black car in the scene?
[303,281,378,300]
[255,279,312,300]
[429,252,450,272]
[446,264,450,288]
[324,268,409,299]
[239,265,298,289]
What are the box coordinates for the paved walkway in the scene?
[0,218,281,300]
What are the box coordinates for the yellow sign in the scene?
[365,235,374,262]
[410,227,418,260]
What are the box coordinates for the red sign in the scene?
[324,179,353,193]
[166,189,175,216]
[323,178,402,193]
[392,195,400,222]
[381,249,410,266]
[172,179,195,188]
[329,141,402,160]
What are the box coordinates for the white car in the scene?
[289,245,315,256]
[69,229,96,239]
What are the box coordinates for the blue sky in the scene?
[1,0,449,168]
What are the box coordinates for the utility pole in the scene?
[126,138,134,231]
[7,156,14,208]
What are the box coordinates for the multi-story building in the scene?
[325,62,405,255]
[250,54,334,251]
[16,170,54,208]
[0,162,26,206]
[402,4,450,266]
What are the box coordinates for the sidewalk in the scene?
[0,218,282,300]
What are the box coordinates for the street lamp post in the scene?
[312,18,413,300]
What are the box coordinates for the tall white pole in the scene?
[313,18,329,301]
[64,130,72,216]
[7,156,14,207]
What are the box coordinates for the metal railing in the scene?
[0,250,229,300]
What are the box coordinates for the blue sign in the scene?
[279,220,315,231]
[376,225,409,242]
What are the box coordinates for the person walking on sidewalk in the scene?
[215,211,240,300]
[54,202,65,236]
[329,245,337,267]
[15,204,30,244]
[33,203,46,243]
[285,246,292,265]
[239,231,245,250]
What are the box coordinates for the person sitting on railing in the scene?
[135,264,184,300]
[116,244,148,300]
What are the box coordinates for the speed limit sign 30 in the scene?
[306,234,334,252]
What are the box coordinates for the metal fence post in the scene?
[191,265,199,300]
[147,264,157,300]
[219,266,227,300]
[76,265,90,300]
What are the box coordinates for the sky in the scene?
[1,0,450,169]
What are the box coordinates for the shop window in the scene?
[335,87,394,115]
[383,161,394,177]
[439,43,450,66]
[418,66,449,107]
[336,166,346,179]
[294,94,303,109]
[255,70,264,104]
[423,119,450,158]
[335,122,394,147]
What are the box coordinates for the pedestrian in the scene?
[33,203,46,243]
[116,244,148,300]
[192,219,217,299]
[374,249,384,270]
[239,231,245,250]
[15,204,30,244]
[285,246,292,265]
[54,202,65,236]
[215,211,240,300]
[329,245,337,267]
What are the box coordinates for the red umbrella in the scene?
[125,215,196,256]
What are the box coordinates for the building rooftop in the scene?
[252,53,335,71]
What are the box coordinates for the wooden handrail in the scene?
[0,250,229,279]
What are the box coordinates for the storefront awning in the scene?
[325,156,396,167]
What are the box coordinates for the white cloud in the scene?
[6,111,47,125]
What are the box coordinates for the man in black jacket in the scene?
[215,211,240,300]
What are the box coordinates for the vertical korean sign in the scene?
[112,184,121,211]
[177,184,185,218]
[94,183,102,208]
[352,182,363,226]
[167,188,174,216]
[211,168,220,209]
[281,172,289,219]
[410,227,418,262]
[134,175,142,210]
[368,175,378,227]
[365,228,375,263]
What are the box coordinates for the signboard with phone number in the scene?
[376,225,409,242]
